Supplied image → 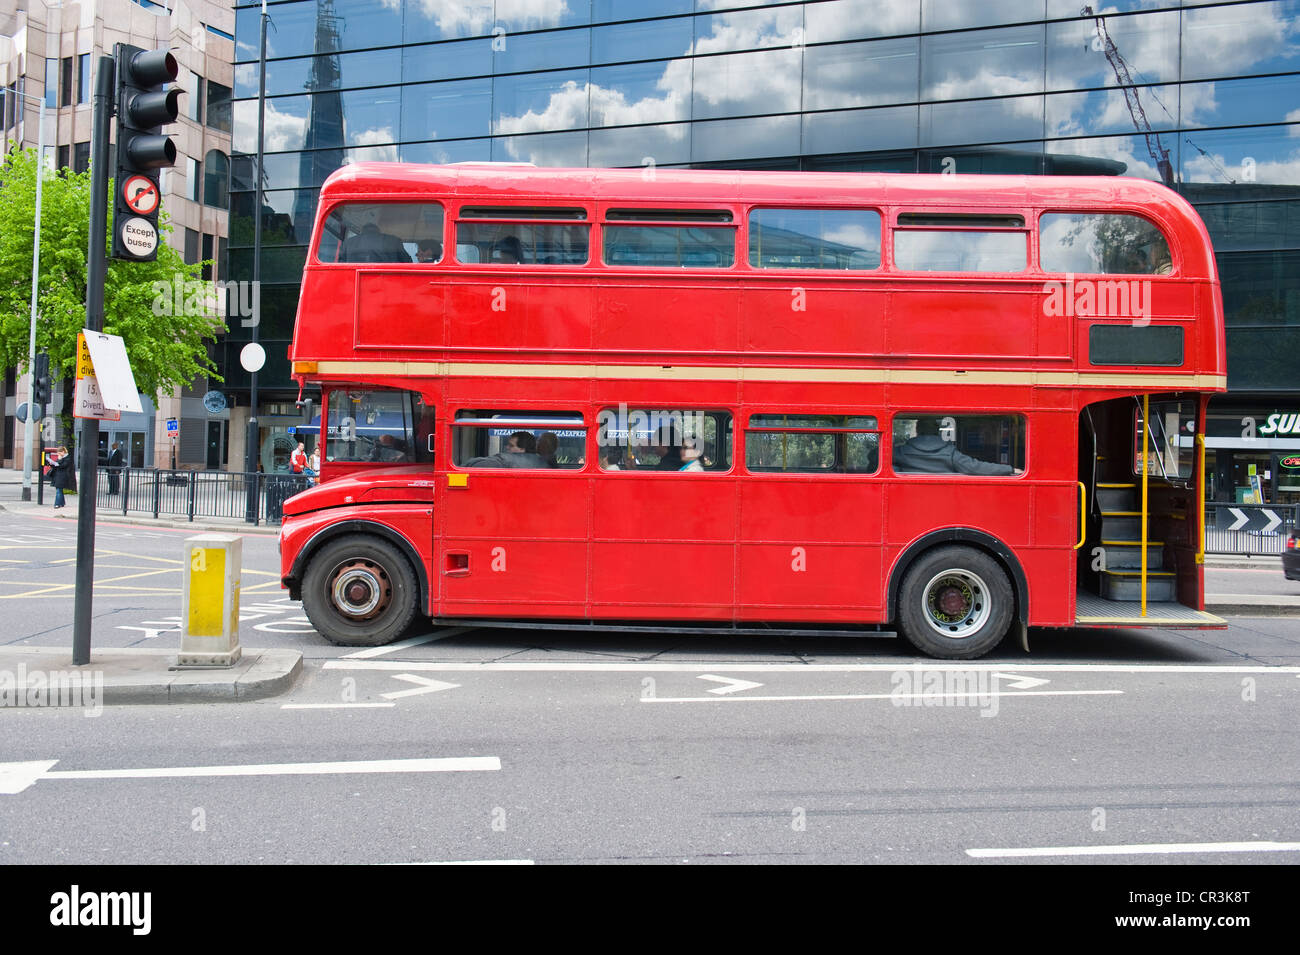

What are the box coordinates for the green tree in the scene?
[0,147,224,397]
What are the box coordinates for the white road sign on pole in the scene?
[81,330,144,413]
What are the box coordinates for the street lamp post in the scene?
[5,88,49,501]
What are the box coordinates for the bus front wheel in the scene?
[897,546,1013,659]
[302,535,419,647]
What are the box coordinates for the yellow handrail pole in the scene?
[1141,394,1149,616]
[1075,482,1086,550]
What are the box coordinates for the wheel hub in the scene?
[922,569,990,638]
[329,561,390,620]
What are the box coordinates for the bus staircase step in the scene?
[1075,591,1225,628]
[1099,539,1165,571]
[1098,570,1176,602]
[1096,483,1138,511]
[1099,512,1143,540]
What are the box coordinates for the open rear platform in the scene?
[1075,592,1226,628]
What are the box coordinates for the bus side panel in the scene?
[889,283,1068,361]
[594,281,740,355]
[591,476,737,620]
[1031,482,1079,626]
[437,472,590,617]
[742,284,888,356]
[355,272,447,349]
[445,279,592,352]
[736,478,884,618]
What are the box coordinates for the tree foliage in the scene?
[0,147,224,395]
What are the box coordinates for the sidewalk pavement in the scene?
[0,475,280,536]
[0,646,302,705]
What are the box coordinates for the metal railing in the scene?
[1204,503,1298,556]
[93,468,314,525]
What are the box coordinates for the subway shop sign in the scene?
[1260,413,1300,435]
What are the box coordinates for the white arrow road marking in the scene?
[1262,509,1282,534]
[698,674,765,695]
[0,761,59,795]
[967,840,1300,859]
[1227,507,1249,531]
[992,672,1051,690]
[382,675,461,700]
[0,756,499,795]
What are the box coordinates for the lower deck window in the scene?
[597,408,732,471]
[453,411,586,469]
[892,414,1024,475]
[746,415,880,473]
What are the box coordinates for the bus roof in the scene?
[320,161,1203,220]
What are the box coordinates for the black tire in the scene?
[896,545,1014,660]
[301,534,420,647]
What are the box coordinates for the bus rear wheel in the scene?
[897,546,1013,660]
[302,535,419,647]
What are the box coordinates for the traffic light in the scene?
[32,353,51,408]
[112,44,180,262]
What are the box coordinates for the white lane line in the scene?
[644,690,1124,703]
[383,859,535,866]
[280,703,397,710]
[323,661,1300,675]
[342,628,472,659]
[0,757,499,794]
[967,840,1300,859]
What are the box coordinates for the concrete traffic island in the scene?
[0,645,301,706]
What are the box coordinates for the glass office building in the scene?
[230,0,1300,499]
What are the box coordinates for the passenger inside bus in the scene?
[465,430,547,468]
[893,418,1020,475]
[490,235,523,264]
[416,239,442,263]
[341,223,411,263]
[536,432,558,467]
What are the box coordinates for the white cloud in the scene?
[347,127,399,161]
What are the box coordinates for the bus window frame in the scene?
[745,205,885,273]
[313,200,448,267]
[743,411,882,476]
[595,407,736,474]
[1037,209,1177,277]
[449,410,590,472]
[453,203,594,267]
[890,208,1030,276]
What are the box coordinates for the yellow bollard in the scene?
[178,533,242,667]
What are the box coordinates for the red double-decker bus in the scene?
[278,163,1226,659]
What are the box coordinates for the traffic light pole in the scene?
[72,55,115,667]
[20,94,46,501]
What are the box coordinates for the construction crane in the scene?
[1082,5,1175,186]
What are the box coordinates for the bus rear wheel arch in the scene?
[896,545,1014,659]
[301,534,419,646]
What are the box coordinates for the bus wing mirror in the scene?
[299,397,314,424]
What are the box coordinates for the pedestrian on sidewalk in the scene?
[50,445,74,509]
[107,441,123,494]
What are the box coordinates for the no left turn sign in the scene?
[123,175,159,215]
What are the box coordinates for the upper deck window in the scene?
[455,206,590,266]
[1040,213,1173,275]
[603,209,737,269]
[894,228,1027,273]
[318,202,445,265]
[749,209,881,270]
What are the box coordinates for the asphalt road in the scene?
[0,511,1297,868]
